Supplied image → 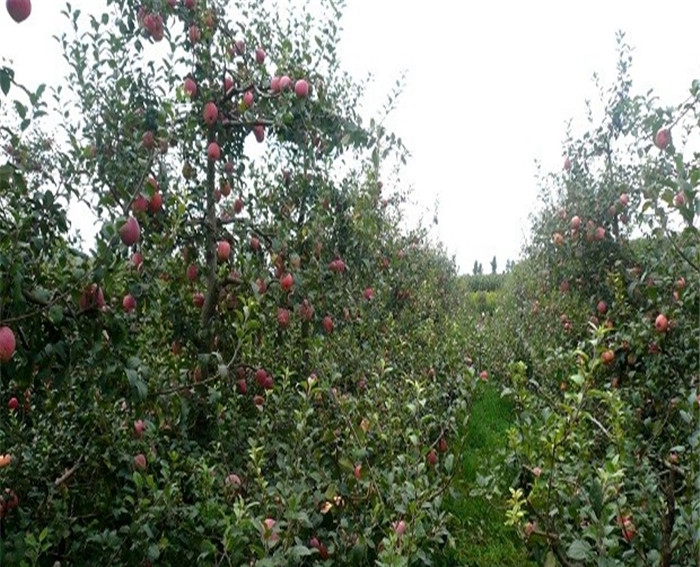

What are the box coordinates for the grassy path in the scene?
[436,384,537,566]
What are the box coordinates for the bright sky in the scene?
[2,1,699,273]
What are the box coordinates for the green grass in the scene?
[435,384,537,567]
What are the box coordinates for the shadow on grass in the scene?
[435,383,537,567]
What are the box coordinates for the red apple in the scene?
[570,215,581,230]
[207,142,221,161]
[133,419,146,438]
[277,308,290,329]
[601,350,615,365]
[255,48,266,63]
[294,79,309,98]
[363,288,374,301]
[193,292,205,308]
[132,194,149,213]
[141,130,155,150]
[563,157,571,171]
[597,301,607,314]
[322,315,334,334]
[279,75,292,90]
[7,397,19,410]
[479,370,488,381]
[250,236,260,251]
[253,125,265,143]
[203,102,218,126]
[0,327,16,363]
[233,198,244,213]
[186,263,198,282]
[553,232,564,246]
[619,193,629,206]
[655,313,668,333]
[217,241,231,261]
[280,273,294,292]
[353,463,362,480]
[6,0,31,22]
[122,294,137,313]
[242,90,254,108]
[393,520,406,537]
[188,24,201,44]
[270,76,281,92]
[437,438,448,453]
[131,252,144,269]
[427,449,437,466]
[119,216,141,246]
[149,191,162,213]
[133,453,147,470]
[654,128,670,150]
[236,379,247,394]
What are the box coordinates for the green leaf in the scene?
[0,66,13,95]
[567,539,592,561]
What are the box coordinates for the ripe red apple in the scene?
[277,308,291,329]
[131,252,144,269]
[221,181,231,197]
[353,463,362,480]
[322,315,334,334]
[329,258,346,273]
[217,240,231,261]
[225,473,242,488]
[363,288,374,301]
[270,76,281,92]
[188,24,201,44]
[279,75,292,90]
[570,215,581,230]
[255,368,267,388]
[134,419,146,437]
[203,102,218,126]
[437,438,448,453]
[280,273,294,292]
[133,453,147,470]
[0,327,16,363]
[186,263,198,282]
[655,313,668,333]
[255,48,266,63]
[676,277,686,290]
[427,449,437,466]
[233,39,245,55]
[563,157,571,171]
[261,518,278,542]
[256,278,267,295]
[242,90,254,108]
[674,191,687,207]
[601,350,615,365]
[619,193,629,206]
[479,370,488,381]
[184,0,195,8]
[141,130,155,150]
[597,301,607,314]
[393,520,406,537]
[250,236,260,251]
[119,216,141,246]
[132,194,149,213]
[253,125,265,143]
[299,299,315,321]
[294,79,309,98]
[6,0,31,22]
[7,396,19,410]
[193,292,205,308]
[122,294,137,313]
[236,379,247,394]
[233,198,244,213]
[207,142,221,161]
[654,128,670,150]
[149,191,162,213]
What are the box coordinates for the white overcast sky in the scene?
[2,1,699,273]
